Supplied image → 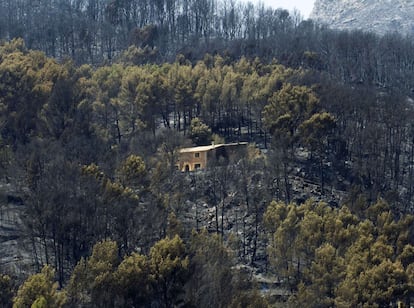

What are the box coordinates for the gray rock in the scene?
[311,0,414,36]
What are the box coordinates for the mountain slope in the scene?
[310,0,414,36]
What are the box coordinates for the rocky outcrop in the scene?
[310,0,414,36]
[0,184,32,277]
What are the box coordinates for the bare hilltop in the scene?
[311,0,414,35]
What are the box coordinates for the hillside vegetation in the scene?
[1,1,414,306]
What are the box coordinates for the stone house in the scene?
[176,142,248,172]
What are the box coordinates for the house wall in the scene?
[177,142,248,172]
[177,150,208,171]
[208,143,247,165]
